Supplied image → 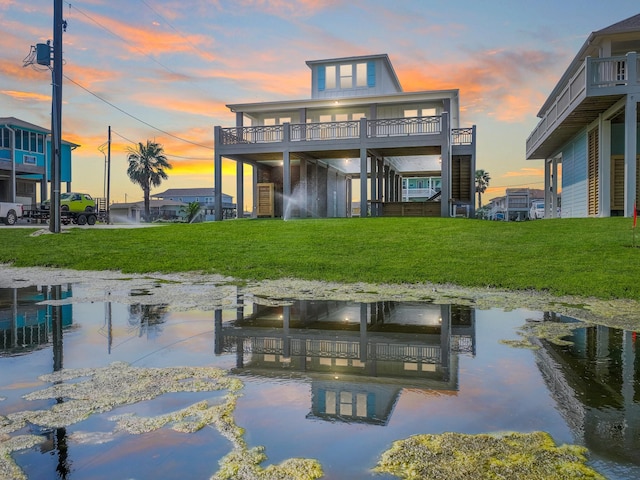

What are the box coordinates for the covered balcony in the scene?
[526,52,640,160]
[214,115,476,220]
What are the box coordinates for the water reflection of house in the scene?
[0,286,73,354]
[533,313,640,465]
[214,300,475,425]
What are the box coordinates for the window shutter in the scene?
[318,66,326,91]
[367,62,375,87]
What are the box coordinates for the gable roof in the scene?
[153,188,216,197]
[537,13,640,117]
[594,13,640,35]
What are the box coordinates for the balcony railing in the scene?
[219,117,475,147]
[526,52,639,156]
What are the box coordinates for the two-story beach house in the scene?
[526,14,640,218]
[0,117,77,208]
[213,54,476,220]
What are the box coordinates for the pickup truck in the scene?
[0,202,23,225]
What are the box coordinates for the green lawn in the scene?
[1,217,639,300]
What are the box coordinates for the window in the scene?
[325,65,336,89]
[0,128,9,148]
[339,64,352,88]
[356,63,367,87]
[404,109,418,118]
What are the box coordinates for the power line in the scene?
[65,1,187,81]
[64,74,214,150]
[112,129,212,160]
[137,0,213,61]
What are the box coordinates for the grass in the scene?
[1,216,639,300]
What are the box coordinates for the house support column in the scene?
[388,168,395,202]
[283,151,291,218]
[600,115,611,216]
[213,126,223,221]
[252,166,259,218]
[370,155,378,216]
[346,177,352,217]
[310,161,318,217]
[360,148,368,217]
[551,159,559,218]
[299,158,308,218]
[380,160,386,205]
[544,157,560,219]
[236,161,244,219]
[624,93,638,217]
[440,112,451,217]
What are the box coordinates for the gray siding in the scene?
[560,130,588,217]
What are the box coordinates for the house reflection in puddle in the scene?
[534,312,640,466]
[0,286,73,356]
[215,300,476,425]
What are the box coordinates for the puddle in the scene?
[1,286,639,479]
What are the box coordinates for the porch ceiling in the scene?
[528,94,625,159]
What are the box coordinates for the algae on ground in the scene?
[374,431,605,480]
[0,362,323,480]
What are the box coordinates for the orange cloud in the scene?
[0,89,49,102]
[70,9,214,62]
[235,0,340,17]
[502,167,545,178]
[398,48,557,123]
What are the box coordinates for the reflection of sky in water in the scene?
[1,287,638,480]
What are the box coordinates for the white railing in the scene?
[291,121,359,141]
[219,116,448,146]
[367,116,442,137]
[403,188,439,199]
[526,52,639,157]
[452,127,474,145]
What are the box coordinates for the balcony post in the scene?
[214,126,223,221]
[440,112,451,217]
[236,161,243,219]
[627,52,638,86]
[360,147,368,217]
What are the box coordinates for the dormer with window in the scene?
[307,54,403,99]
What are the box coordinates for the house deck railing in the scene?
[526,52,639,157]
[219,116,474,147]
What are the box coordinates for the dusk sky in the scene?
[2,1,639,208]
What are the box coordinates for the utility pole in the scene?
[107,126,112,224]
[50,0,64,233]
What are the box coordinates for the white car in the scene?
[529,201,545,220]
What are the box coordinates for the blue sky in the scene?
[2,0,639,207]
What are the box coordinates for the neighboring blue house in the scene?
[0,117,77,208]
[213,54,476,220]
[152,188,236,220]
[526,14,640,218]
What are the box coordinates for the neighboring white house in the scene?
[213,54,477,220]
[486,188,545,221]
[526,14,640,219]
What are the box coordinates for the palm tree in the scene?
[475,169,491,209]
[126,140,172,221]
[182,201,201,223]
